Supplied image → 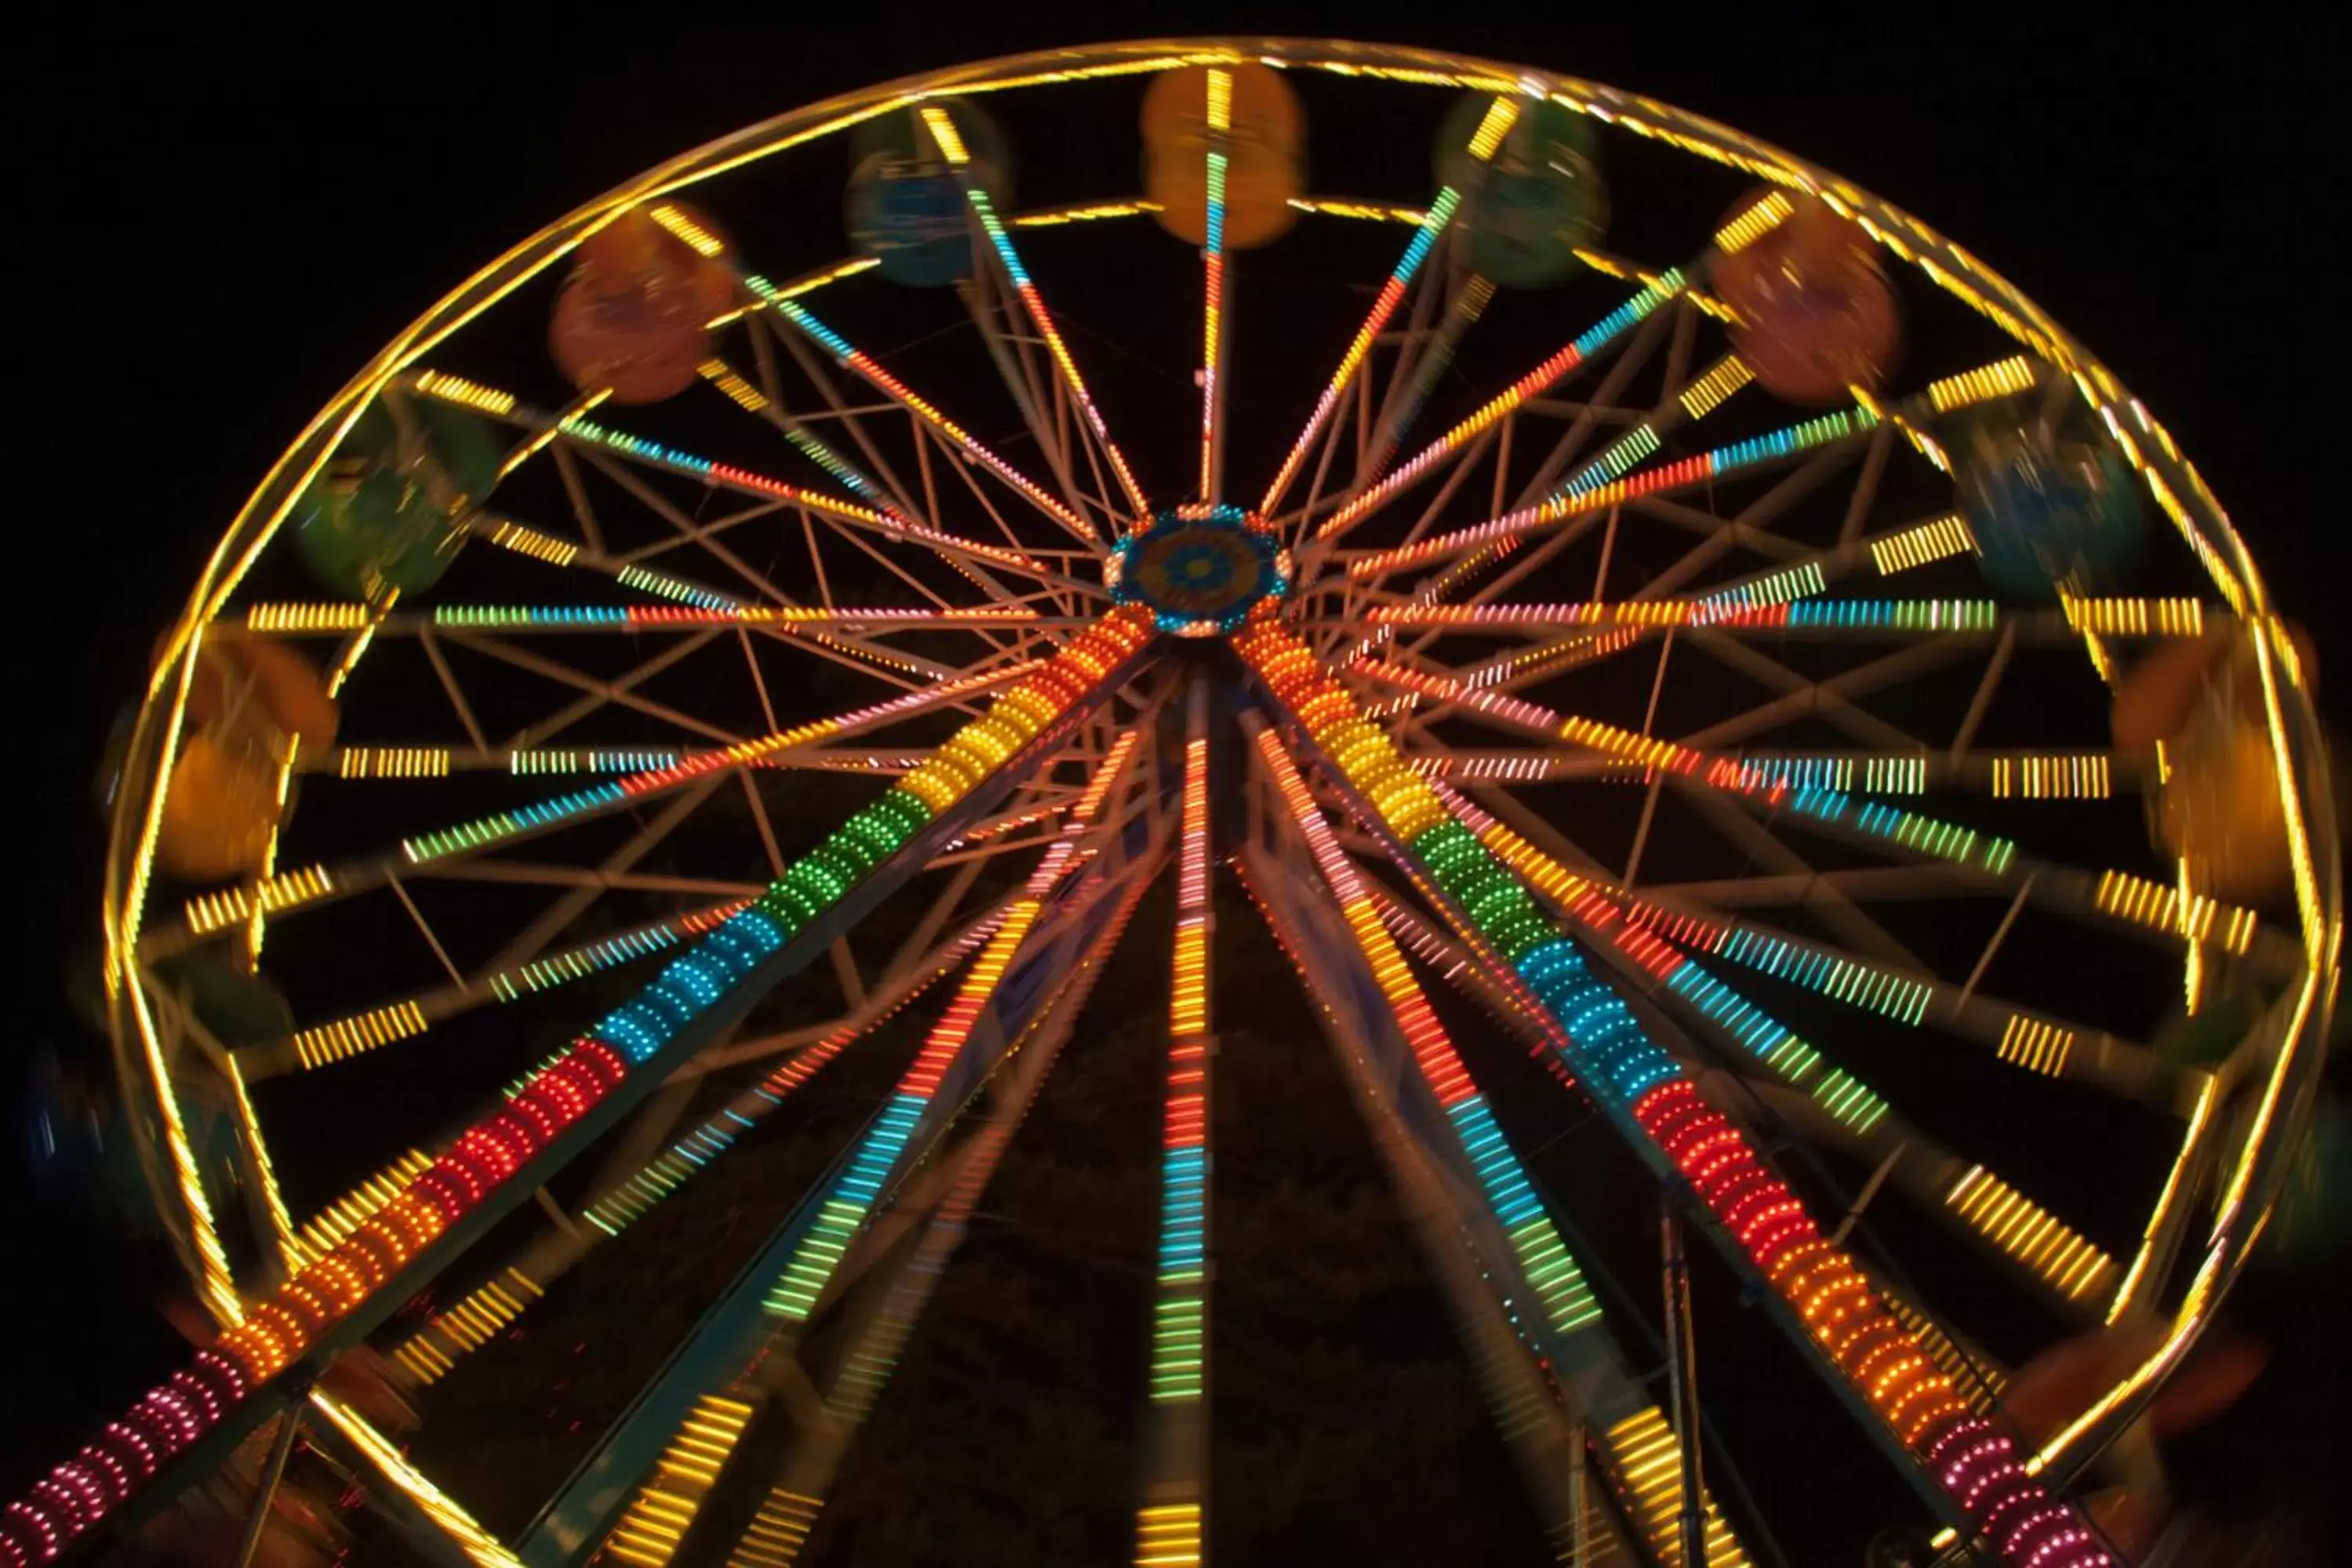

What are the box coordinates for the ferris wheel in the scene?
[9,35,2340,1568]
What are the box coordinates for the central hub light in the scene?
[1105,503,1292,637]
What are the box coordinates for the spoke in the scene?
[1355,655,2292,978]
[539,732,1167,1563]
[1238,619,2118,1559]
[1196,68,1233,503]
[394,739,1147,1388]
[10,612,1156,1564]
[1406,746,2133,799]
[1241,716,1759,1568]
[920,105,1152,523]
[151,661,1040,961]
[1308,193,1803,553]
[720,840,1160,1567]
[1354,341,1747,623]
[957,266,1110,543]
[1359,274,1498,492]
[410,370,1080,593]
[240,601,394,971]
[1339,354,2038,583]
[1260,93,1521,517]
[753,286,1094,542]
[1134,678,1214,1566]
[1424,785,2129,1315]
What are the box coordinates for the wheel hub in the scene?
[1105,503,1292,637]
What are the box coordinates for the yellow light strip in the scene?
[1988,753,2111,800]
[1284,197,1426,223]
[648,203,726,258]
[1922,355,2039,414]
[485,518,582,566]
[1602,1406,1752,1567]
[1945,1167,2118,1301]
[390,1265,546,1384]
[1011,199,1163,227]
[1677,355,1752,421]
[289,1148,435,1269]
[412,369,517,417]
[728,1490,825,1568]
[246,602,372,633]
[1135,1503,1203,1568]
[182,863,334,936]
[291,1000,431,1070]
[606,1395,757,1566]
[1711,190,1795,255]
[338,746,454,779]
[2092,869,2258,953]
[1867,513,1976,575]
[2059,595,2205,637]
[1996,1015,2075,1078]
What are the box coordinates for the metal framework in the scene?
[12,36,2338,1568]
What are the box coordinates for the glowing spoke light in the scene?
[2092,870,2258,954]
[1251,728,1602,1336]
[1319,267,1689,543]
[1989,754,2111,800]
[1357,659,2017,887]
[605,1394,756,1567]
[413,604,1042,633]
[383,664,1030,868]
[1434,787,1893,1135]
[1345,405,1875,577]
[1870,514,1977,575]
[1197,70,1232,503]
[1945,1168,2118,1301]
[1238,618,2115,1566]
[921,105,1150,524]
[1261,94,1518,514]
[750,283,1089,535]
[1606,1406,1751,1568]
[1,611,1151,1568]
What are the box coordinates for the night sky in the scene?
[5,13,2342,1564]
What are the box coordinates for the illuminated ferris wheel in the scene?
[11,36,2339,1568]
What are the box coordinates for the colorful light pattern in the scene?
[2092,870,2258,955]
[1239,616,2114,1565]
[1197,69,1232,503]
[1605,1406,1750,1567]
[920,105,1150,524]
[605,1394,756,1567]
[390,665,1031,866]
[1869,514,1977,575]
[483,518,581,566]
[1318,268,1690,542]
[1432,787,1892,1135]
[2,612,1148,1568]
[396,908,999,1385]
[1343,406,1876,575]
[1357,659,2020,885]
[415,365,1060,572]
[1150,723,1214,1403]
[1250,727,1602,1338]
[751,283,1090,535]
[1258,94,1518,514]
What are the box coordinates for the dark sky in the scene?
[4,10,2341,1557]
